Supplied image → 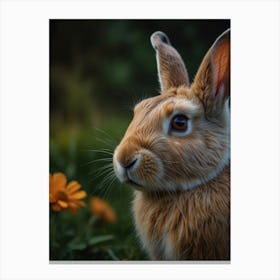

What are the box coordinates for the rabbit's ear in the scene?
[193,29,230,118]
[151,31,190,92]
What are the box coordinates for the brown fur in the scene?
[133,164,230,260]
[113,29,230,260]
[151,31,190,90]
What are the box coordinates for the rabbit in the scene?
[113,28,230,260]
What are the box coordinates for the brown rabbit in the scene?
[113,29,230,260]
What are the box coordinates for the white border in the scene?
[0,0,279,279]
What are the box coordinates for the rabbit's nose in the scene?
[123,157,138,170]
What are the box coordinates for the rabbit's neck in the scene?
[180,145,230,192]
[137,162,230,200]
[132,163,230,260]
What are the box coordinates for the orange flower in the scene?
[49,172,87,214]
[90,196,116,223]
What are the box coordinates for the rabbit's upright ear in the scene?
[193,29,230,118]
[151,31,190,92]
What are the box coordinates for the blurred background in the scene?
[49,19,230,261]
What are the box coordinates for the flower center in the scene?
[57,190,68,201]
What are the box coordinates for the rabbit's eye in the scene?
[171,115,188,132]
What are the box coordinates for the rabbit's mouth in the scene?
[127,179,142,188]
[126,169,144,188]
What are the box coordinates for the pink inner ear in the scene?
[213,41,230,97]
[215,79,222,97]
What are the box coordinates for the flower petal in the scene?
[57,200,68,208]
[91,197,106,215]
[68,202,80,213]
[49,193,56,203]
[104,209,116,223]
[68,201,78,208]
[67,181,81,194]
[90,196,109,214]
[68,201,86,208]
[53,173,67,190]
[75,201,86,207]
[69,190,87,200]
[52,204,61,211]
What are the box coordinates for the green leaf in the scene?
[106,248,119,260]
[88,235,115,246]
[68,242,87,251]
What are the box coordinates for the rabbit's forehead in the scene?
[134,94,168,113]
[161,98,202,117]
[134,94,202,119]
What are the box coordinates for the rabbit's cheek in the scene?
[133,150,164,185]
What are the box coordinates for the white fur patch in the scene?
[162,181,177,192]
[218,83,225,97]
[162,234,174,260]
[155,51,164,91]
[113,156,127,183]
[173,99,200,114]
